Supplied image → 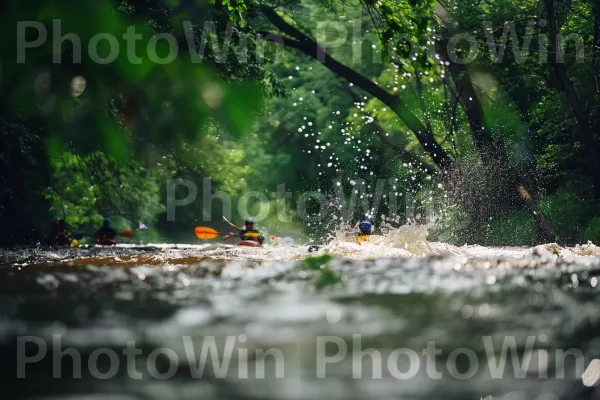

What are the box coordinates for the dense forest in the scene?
[2,0,600,246]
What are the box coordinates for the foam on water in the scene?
[301,220,431,259]
[3,233,600,400]
[300,222,600,262]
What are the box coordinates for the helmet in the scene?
[103,217,110,225]
[245,217,254,224]
[359,220,373,233]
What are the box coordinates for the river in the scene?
[2,233,600,399]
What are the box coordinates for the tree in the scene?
[251,0,559,241]
[0,0,271,244]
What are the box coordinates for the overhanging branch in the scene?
[258,6,452,168]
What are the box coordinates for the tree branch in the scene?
[258,6,452,168]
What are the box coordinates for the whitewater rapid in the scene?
[2,225,600,399]
[3,222,600,267]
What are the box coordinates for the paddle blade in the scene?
[195,226,219,239]
[120,230,134,238]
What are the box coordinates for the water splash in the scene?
[307,220,432,259]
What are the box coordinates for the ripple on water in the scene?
[2,239,600,399]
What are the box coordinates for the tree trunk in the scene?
[438,41,559,242]
[441,51,506,163]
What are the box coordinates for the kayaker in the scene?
[47,218,72,246]
[239,217,265,244]
[72,224,86,240]
[357,219,374,243]
[94,217,117,240]
[46,219,60,241]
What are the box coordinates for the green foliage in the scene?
[368,0,437,71]
[0,0,281,243]
[530,92,580,184]
[484,211,537,247]
[4,0,600,246]
[583,217,600,244]
[540,189,600,244]
[44,152,166,231]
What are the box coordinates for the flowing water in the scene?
[3,227,600,399]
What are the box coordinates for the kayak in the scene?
[52,240,78,249]
[357,234,384,244]
[96,238,117,246]
[237,240,262,248]
[357,235,370,244]
[50,235,72,248]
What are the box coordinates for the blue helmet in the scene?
[359,220,373,233]
[103,217,110,225]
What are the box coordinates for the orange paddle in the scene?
[195,226,261,240]
[195,227,224,239]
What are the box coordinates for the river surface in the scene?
[2,234,600,399]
